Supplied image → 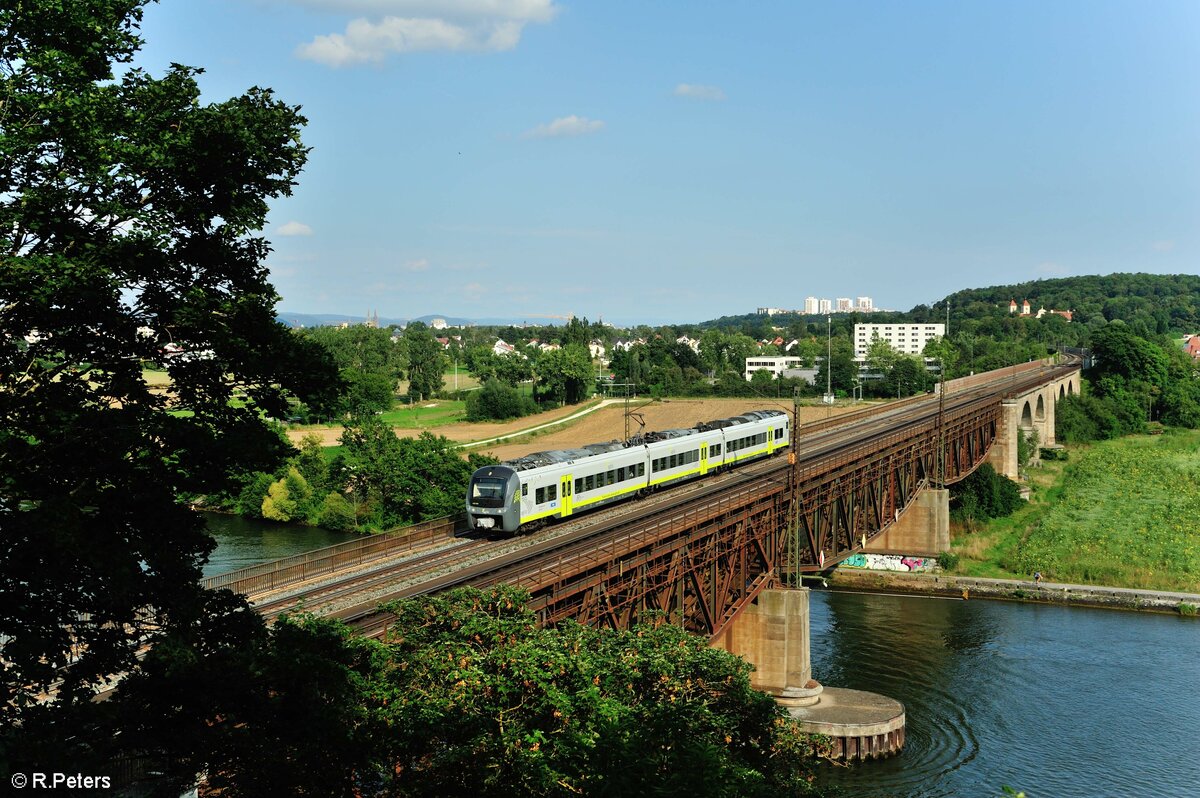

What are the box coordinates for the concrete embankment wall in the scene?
[828,569,1200,614]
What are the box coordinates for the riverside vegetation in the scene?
[950,429,1200,593]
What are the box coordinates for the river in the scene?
[199,522,1199,796]
[201,512,358,578]
[810,589,1200,798]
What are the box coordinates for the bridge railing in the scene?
[202,513,467,596]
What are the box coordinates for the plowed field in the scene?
[288,397,862,459]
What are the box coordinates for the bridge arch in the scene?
[1060,384,1066,400]
[1035,394,1046,422]
[1021,400,1033,427]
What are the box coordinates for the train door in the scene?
[560,474,573,518]
[700,442,708,475]
[767,426,774,455]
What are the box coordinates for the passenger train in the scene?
[466,409,790,534]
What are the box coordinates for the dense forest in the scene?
[701,273,1200,342]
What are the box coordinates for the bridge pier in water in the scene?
[717,587,906,761]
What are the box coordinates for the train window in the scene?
[522,483,528,497]
[617,467,625,482]
[607,470,615,483]
[575,478,583,494]
[712,444,721,456]
[639,463,646,477]
[586,475,595,491]
[536,487,545,503]
[547,484,557,501]
[597,472,606,488]
[775,428,783,440]
[670,454,678,468]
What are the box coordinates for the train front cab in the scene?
[466,465,522,533]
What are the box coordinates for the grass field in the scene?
[377,399,467,428]
[952,429,1200,592]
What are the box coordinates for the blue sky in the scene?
[137,1,1199,324]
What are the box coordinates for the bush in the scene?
[318,491,358,532]
[950,463,1023,523]
[1180,603,1198,618]
[938,551,960,571]
[1039,447,1068,461]
[466,379,538,422]
[1017,428,1039,468]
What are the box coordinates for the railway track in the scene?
[276,360,1076,637]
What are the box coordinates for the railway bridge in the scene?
[205,360,1079,701]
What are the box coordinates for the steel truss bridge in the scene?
[212,361,1078,643]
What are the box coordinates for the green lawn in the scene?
[953,429,1200,592]
[378,399,467,428]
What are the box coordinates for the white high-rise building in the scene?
[836,298,853,312]
[818,298,832,314]
[854,323,944,359]
[856,296,874,312]
[804,296,819,314]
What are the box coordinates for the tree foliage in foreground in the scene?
[102,586,828,797]
[0,0,336,718]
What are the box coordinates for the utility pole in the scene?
[936,304,949,487]
[823,315,834,408]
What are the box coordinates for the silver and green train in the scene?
[465,409,789,534]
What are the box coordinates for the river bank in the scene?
[826,567,1200,615]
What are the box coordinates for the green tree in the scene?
[261,467,313,522]
[300,325,404,377]
[814,338,857,394]
[467,378,538,421]
[342,368,396,415]
[404,322,444,401]
[536,343,594,405]
[864,335,900,380]
[362,586,826,797]
[317,491,358,532]
[0,0,338,719]
[337,417,494,529]
[235,471,277,519]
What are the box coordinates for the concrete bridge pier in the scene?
[865,486,950,555]
[986,400,1021,480]
[718,588,906,760]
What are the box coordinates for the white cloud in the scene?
[674,83,726,101]
[286,1,557,22]
[521,115,604,139]
[294,1,557,66]
[277,220,314,236]
[1151,240,1175,252]
[405,258,430,271]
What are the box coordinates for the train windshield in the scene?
[470,477,506,507]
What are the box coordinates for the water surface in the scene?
[810,590,1200,798]
[201,512,358,578]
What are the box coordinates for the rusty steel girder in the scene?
[496,397,1002,640]
[786,398,1000,573]
[517,480,791,638]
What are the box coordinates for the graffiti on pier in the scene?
[840,553,935,572]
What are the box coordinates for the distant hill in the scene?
[276,312,476,329]
[931,273,1200,334]
[698,273,1200,337]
